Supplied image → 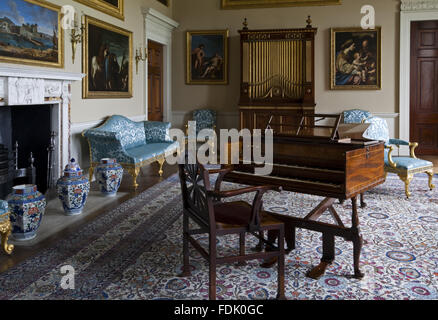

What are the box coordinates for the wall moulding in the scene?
[401,0,438,11]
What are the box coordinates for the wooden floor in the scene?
[0,162,178,274]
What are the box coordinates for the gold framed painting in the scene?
[330,27,382,90]
[221,0,341,9]
[186,30,229,85]
[82,15,132,99]
[0,0,63,68]
[74,0,124,20]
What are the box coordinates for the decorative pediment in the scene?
[401,0,438,11]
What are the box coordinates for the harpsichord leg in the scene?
[351,196,364,279]
[307,233,335,280]
[360,193,366,208]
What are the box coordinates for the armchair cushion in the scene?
[343,109,372,124]
[385,157,433,171]
[214,201,252,226]
[363,116,390,144]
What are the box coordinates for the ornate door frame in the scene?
[143,8,179,122]
[400,0,438,152]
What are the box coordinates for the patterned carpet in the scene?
[0,173,437,300]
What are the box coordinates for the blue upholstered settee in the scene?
[83,115,179,188]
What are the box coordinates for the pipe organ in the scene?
[239,19,317,133]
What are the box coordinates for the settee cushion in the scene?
[98,115,146,149]
[126,142,178,163]
[144,121,172,143]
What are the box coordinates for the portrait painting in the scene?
[186,30,229,85]
[221,0,341,9]
[330,27,381,90]
[0,0,63,68]
[82,16,132,99]
[74,0,124,20]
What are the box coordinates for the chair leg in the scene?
[399,173,413,199]
[426,169,435,190]
[180,213,191,277]
[237,232,247,266]
[157,157,165,177]
[209,232,217,300]
[277,225,286,300]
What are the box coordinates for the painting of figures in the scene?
[186,30,228,85]
[82,16,132,98]
[74,0,124,20]
[0,0,63,68]
[330,27,381,90]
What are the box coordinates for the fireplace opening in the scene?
[0,104,53,197]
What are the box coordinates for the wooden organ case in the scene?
[239,19,317,132]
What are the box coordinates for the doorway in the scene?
[410,20,438,155]
[148,40,164,122]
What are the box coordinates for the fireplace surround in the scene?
[0,67,84,195]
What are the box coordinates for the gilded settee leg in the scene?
[157,157,165,177]
[128,167,140,189]
[89,166,95,182]
[399,173,413,199]
[426,169,435,190]
[0,221,14,255]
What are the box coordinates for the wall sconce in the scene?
[135,47,148,74]
[71,13,84,64]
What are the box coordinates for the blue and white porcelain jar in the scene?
[7,184,46,241]
[96,158,123,197]
[56,159,90,216]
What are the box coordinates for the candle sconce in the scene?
[135,47,148,74]
[71,14,84,64]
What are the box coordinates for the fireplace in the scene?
[0,67,84,198]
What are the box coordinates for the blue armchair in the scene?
[363,116,435,198]
[83,115,179,189]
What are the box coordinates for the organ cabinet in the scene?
[238,19,317,133]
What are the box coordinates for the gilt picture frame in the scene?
[82,15,132,99]
[221,0,341,9]
[186,30,229,85]
[74,0,124,20]
[330,27,382,90]
[0,0,63,68]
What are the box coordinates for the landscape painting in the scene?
[82,16,132,99]
[186,30,228,85]
[74,0,124,20]
[0,0,63,68]
[330,27,381,90]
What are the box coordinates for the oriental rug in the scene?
[0,173,437,300]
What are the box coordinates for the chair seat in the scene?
[125,142,178,163]
[214,201,282,229]
[385,156,433,171]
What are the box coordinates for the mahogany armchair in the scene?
[178,163,285,300]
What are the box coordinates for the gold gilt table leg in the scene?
[426,169,435,190]
[0,220,14,255]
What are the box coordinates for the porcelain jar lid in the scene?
[63,158,83,177]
